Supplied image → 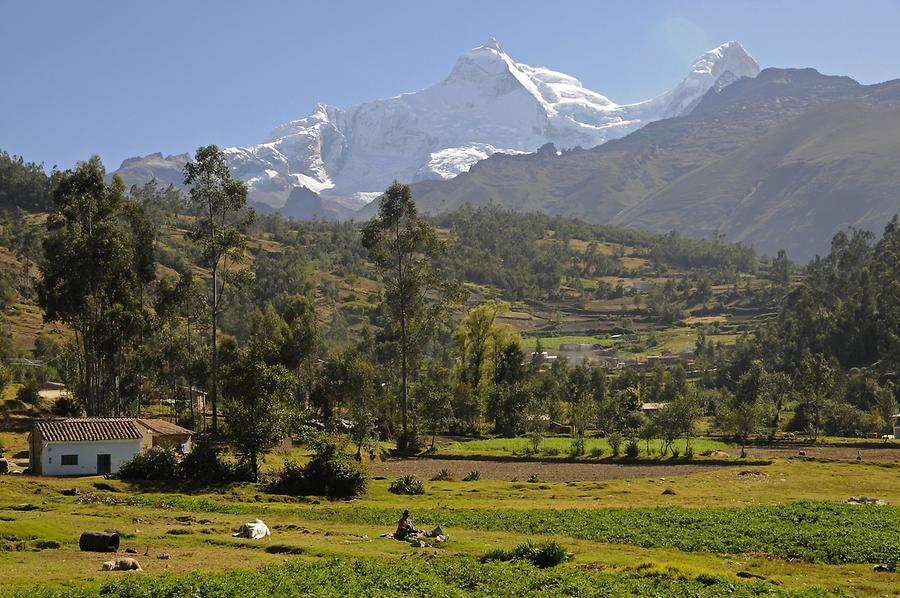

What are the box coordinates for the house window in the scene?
[61,454,78,466]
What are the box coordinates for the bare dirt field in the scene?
[371,458,731,482]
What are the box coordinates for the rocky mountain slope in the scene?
[405,68,900,259]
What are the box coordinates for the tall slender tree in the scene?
[362,181,464,446]
[184,145,254,433]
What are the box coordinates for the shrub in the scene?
[671,447,680,459]
[569,435,585,457]
[430,469,454,482]
[16,379,41,410]
[463,470,480,482]
[395,430,422,454]
[269,459,307,495]
[480,540,570,568]
[181,441,249,483]
[624,438,640,459]
[115,447,178,481]
[527,474,540,483]
[389,475,425,495]
[271,434,368,498]
[543,447,560,456]
[608,432,623,456]
[51,395,83,417]
[589,447,603,458]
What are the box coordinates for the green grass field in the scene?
[5,455,900,595]
[444,435,731,457]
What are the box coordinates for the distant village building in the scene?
[558,343,596,352]
[595,356,624,369]
[182,387,206,414]
[641,402,668,414]
[29,418,194,476]
[37,381,70,402]
[138,419,194,453]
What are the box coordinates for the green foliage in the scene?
[395,430,423,454]
[432,206,757,302]
[115,447,178,481]
[624,438,640,459]
[271,434,368,498]
[12,556,797,597]
[0,151,56,212]
[462,470,480,482]
[50,394,83,417]
[316,501,900,565]
[15,379,40,410]
[430,468,454,481]
[222,346,297,479]
[608,432,623,456]
[480,540,570,568]
[179,441,249,483]
[416,364,454,447]
[362,182,465,438]
[0,364,12,398]
[389,474,425,495]
[486,381,531,437]
[795,353,836,440]
[184,144,254,433]
[37,156,154,416]
[760,219,900,373]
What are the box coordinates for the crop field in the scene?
[11,556,825,598]
[443,436,731,457]
[4,452,900,596]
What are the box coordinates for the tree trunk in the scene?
[397,241,408,437]
[211,268,219,435]
[187,313,196,431]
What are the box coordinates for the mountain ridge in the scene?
[402,67,900,259]
[112,39,759,209]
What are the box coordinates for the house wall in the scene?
[40,439,143,476]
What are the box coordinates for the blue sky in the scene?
[3,0,900,171]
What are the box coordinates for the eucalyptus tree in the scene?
[361,181,465,446]
[38,156,151,415]
[184,145,254,433]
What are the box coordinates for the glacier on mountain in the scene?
[114,38,759,211]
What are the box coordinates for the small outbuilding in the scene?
[30,418,152,476]
[136,419,194,453]
[29,417,195,476]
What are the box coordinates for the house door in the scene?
[96,454,111,475]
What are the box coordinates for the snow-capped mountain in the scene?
[114,39,759,211]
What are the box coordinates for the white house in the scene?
[30,418,152,476]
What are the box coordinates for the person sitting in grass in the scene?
[395,509,420,540]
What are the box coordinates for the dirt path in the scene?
[728,445,900,461]
[371,458,732,482]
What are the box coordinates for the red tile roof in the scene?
[138,419,194,436]
[34,418,144,443]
